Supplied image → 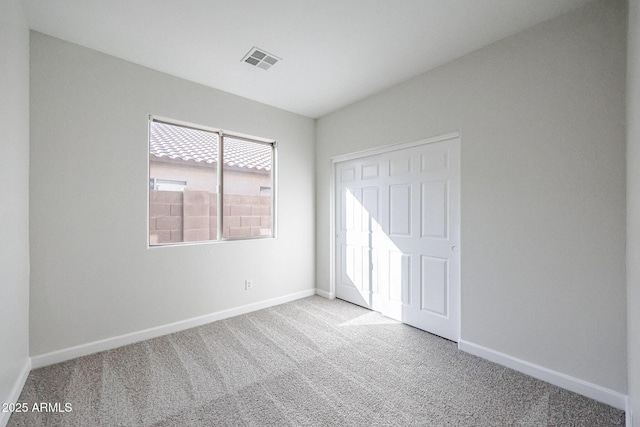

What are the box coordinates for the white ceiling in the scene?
[21,0,593,118]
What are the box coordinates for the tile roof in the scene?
[150,122,272,171]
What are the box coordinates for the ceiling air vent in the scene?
[242,47,281,70]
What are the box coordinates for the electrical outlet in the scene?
[245,279,253,290]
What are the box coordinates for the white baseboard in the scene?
[315,288,335,299]
[459,340,627,411]
[31,289,315,369]
[0,358,31,427]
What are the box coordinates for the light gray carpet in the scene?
[9,296,624,426]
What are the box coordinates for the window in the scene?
[148,117,275,246]
[150,178,187,192]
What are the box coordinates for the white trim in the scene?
[328,157,336,298]
[315,288,335,299]
[271,140,278,238]
[456,131,463,344]
[31,289,315,369]
[330,131,460,164]
[0,358,31,427]
[459,340,628,411]
[626,396,632,427]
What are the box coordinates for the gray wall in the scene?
[628,0,640,423]
[29,33,315,356]
[316,0,627,392]
[0,0,30,415]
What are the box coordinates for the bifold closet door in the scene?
[335,137,460,341]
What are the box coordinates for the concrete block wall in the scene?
[209,195,217,240]
[150,190,271,244]
[183,190,211,242]
[223,194,271,238]
[149,190,183,244]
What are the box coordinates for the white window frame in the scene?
[148,115,277,246]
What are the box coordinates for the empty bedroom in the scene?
[1,0,639,425]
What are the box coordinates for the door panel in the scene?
[362,187,379,232]
[420,146,449,173]
[421,181,448,238]
[420,255,448,315]
[389,184,411,236]
[362,163,380,179]
[340,166,356,183]
[389,154,411,176]
[335,136,460,341]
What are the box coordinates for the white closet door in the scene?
[335,136,460,341]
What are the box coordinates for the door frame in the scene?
[329,131,461,338]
